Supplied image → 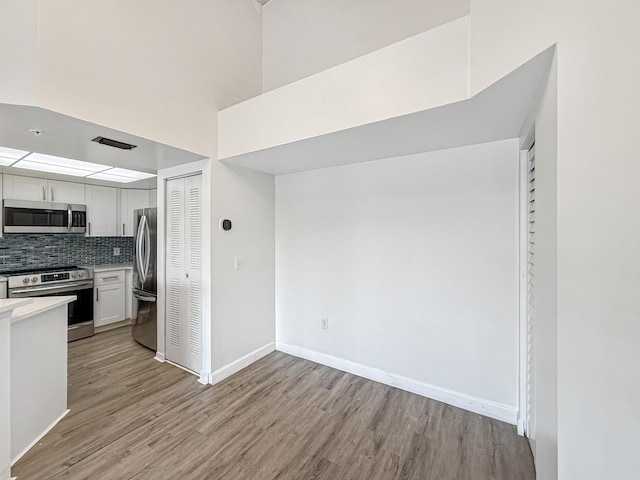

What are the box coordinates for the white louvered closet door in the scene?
[526,145,536,436]
[165,174,202,374]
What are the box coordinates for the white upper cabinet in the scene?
[85,185,117,236]
[3,175,48,202]
[119,189,149,237]
[47,180,85,204]
[3,175,85,204]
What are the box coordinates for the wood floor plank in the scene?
[12,327,535,480]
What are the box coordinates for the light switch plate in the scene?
[113,247,121,256]
[235,257,243,270]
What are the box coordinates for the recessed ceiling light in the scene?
[0,146,29,165]
[87,172,142,183]
[26,152,109,173]
[2,145,156,183]
[13,160,91,177]
[103,167,155,180]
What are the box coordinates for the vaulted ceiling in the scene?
[256,0,270,5]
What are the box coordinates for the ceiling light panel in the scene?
[104,167,156,180]
[86,172,141,183]
[0,157,19,167]
[26,152,109,173]
[13,160,90,177]
[0,146,29,160]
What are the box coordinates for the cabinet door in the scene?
[2,175,47,201]
[165,175,202,373]
[86,185,117,236]
[94,283,125,327]
[119,189,149,236]
[48,180,85,204]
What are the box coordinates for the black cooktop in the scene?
[3,266,81,276]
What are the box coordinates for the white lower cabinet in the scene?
[94,270,126,327]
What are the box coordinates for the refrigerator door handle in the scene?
[133,292,156,302]
[143,213,151,280]
[136,215,147,284]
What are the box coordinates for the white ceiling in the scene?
[256,0,271,5]
[0,104,206,188]
[223,47,554,175]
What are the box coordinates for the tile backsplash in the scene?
[0,234,134,273]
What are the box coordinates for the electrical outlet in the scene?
[321,317,328,329]
[234,257,243,270]
[113,247,120,256]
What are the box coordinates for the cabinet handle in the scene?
[42,185,46,201]
[123,223,125,235]
[88,222,91,236]
[101,275,120,280]
[51,187,54,202]
[96,288,99,302]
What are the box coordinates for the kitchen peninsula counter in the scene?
[0,295,75,477]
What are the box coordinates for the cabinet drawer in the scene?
[94,270,125,286]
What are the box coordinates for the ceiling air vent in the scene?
[91,136,137,150]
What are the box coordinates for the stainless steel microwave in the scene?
[3,199,87,234]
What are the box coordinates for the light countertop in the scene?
[81,263,133,272]
[2,296,77,323]
[0,298,31,316]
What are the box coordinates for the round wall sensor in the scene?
[219,218,232,232]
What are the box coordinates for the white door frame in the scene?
[517,130,535,436]
[155,158,211,385]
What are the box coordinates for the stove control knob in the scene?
[31,276,38,283]
[79,272,85,278]
[71,272,78,279]
[22,277,30,284]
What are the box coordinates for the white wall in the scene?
[0,0,38,106]
[527,52,557,479]
[211,162,275,373]
[0,311,10,480]
[220,17,469,159]
[34,0,262,158]
[262,0,470,90]
[470,1,640,479]
[276,139,520,416]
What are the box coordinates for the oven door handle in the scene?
[10,281,93,295]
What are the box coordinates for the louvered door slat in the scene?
[526,145,536,436]
[165,174,202,374]
[165,179,186,364]
[183,174,202,371]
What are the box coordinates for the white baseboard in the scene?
[154,352,165,363]
[198,370,209,385]
[276,342,517,425]
[209,342,275,385]
[11,409,70,466]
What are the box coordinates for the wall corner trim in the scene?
[154,352,165,363]
[209,342,276,385]
[275,342,517,425]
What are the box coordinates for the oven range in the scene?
[6,266,94,341]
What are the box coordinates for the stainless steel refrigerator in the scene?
[132,207,157,350]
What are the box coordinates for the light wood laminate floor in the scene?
[13,327,535,479]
